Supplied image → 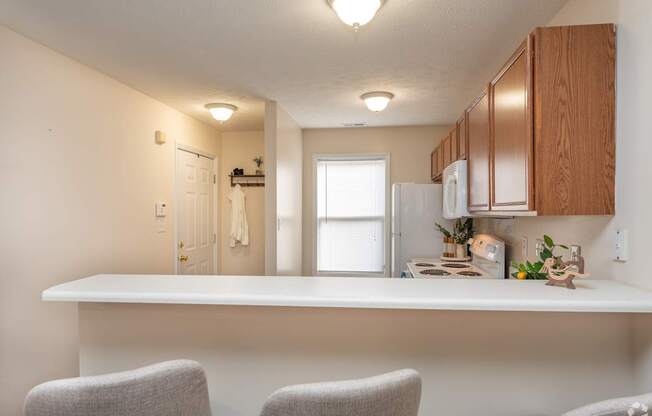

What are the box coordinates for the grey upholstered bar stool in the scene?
[24,359,211,416]
[563,392,652,416]
[260,369,422,416]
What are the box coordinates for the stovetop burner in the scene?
[415,263,436,267]
[420,269,451,276]
[441,263,470,269]
[457,271,482,277]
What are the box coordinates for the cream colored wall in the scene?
[264,102,278,275]
[264,101,303,276]
[0,25,221,415]
[220,131,266,275]
[275,106,303,276]
[301,126,450,275]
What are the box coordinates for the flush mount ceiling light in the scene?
[328,0,384,30]
[361,91,394,112]
[205,103,238,122]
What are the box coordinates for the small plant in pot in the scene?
[452,218,474,258]
[436,218,474,259]
[511,234,568,280]
[435,223,455,258]
[253,156,264,175]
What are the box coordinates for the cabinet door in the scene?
[442,135,451,169]
[430,149,438,181]
[534,24,615,215]
[437,143,444,176]
[457,115,467,160]
[450,128,459,162]
[466,91,491,211]
[490,40,534,211]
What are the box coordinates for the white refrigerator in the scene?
[391,183,453,277]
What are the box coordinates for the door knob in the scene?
[179,255,189,262]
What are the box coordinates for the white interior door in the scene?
[176,148,215,275]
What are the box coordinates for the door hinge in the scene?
[213,174,216,184]
[213,233,217,244]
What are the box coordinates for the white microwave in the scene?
[442,160,472,219]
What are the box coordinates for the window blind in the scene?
[316,158,386,273]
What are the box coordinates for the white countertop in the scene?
[41,274,652,313]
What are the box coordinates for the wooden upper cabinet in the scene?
[430,149,438,181]
[450,127,459,163]
[437,142,444,176]
[490,38,534,211]
[442,134,452,169]
[533,24,615,215]
[440,24,614,215]
[467,91,491,212]
[457,115,467,160]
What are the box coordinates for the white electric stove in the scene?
[406,234,506,279]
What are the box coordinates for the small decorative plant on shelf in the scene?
[511,234,568,280]
[253,156,264,175]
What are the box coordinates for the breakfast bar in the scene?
[42,275,652,416]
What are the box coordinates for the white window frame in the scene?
[312,153,391,277]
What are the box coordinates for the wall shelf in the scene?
[229,174,265,187]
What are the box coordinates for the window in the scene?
[315,155,388,275]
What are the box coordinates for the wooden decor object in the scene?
[541,258,590,290]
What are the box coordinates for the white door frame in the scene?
[174,142,219,274]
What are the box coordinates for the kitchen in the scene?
[2,1,652,416]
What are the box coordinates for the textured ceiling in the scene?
[0,0,567,130]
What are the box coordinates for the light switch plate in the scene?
[615,229,628,262]
[521,236,528,260]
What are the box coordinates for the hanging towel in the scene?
[228,184,249,247]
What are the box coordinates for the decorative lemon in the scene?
[517,271,527,280]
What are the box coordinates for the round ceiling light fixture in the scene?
[328,0,384,30]
[205,103,238,122]
[361,91,394,112]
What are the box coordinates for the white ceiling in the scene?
[0,0,567,131]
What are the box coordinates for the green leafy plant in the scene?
[253,156,263,168]
[452,218,474,244]
[434,223,452,239]
[511,234,568,280]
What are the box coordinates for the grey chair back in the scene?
[563,392,652,416]
[24,359,211,416]
[260,369,421,416]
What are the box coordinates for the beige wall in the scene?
[301,126,450,275]
[275,106,303,276]
[0,25,221,415]
[264,101,303,275]
[220,131,266,275]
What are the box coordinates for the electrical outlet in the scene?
[615,229,628,262]
[521,236,528,260]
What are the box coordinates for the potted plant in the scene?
[435,223,455,258]
[451,218,474,258]
[511,234,568,280]
[253,156,264,175]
